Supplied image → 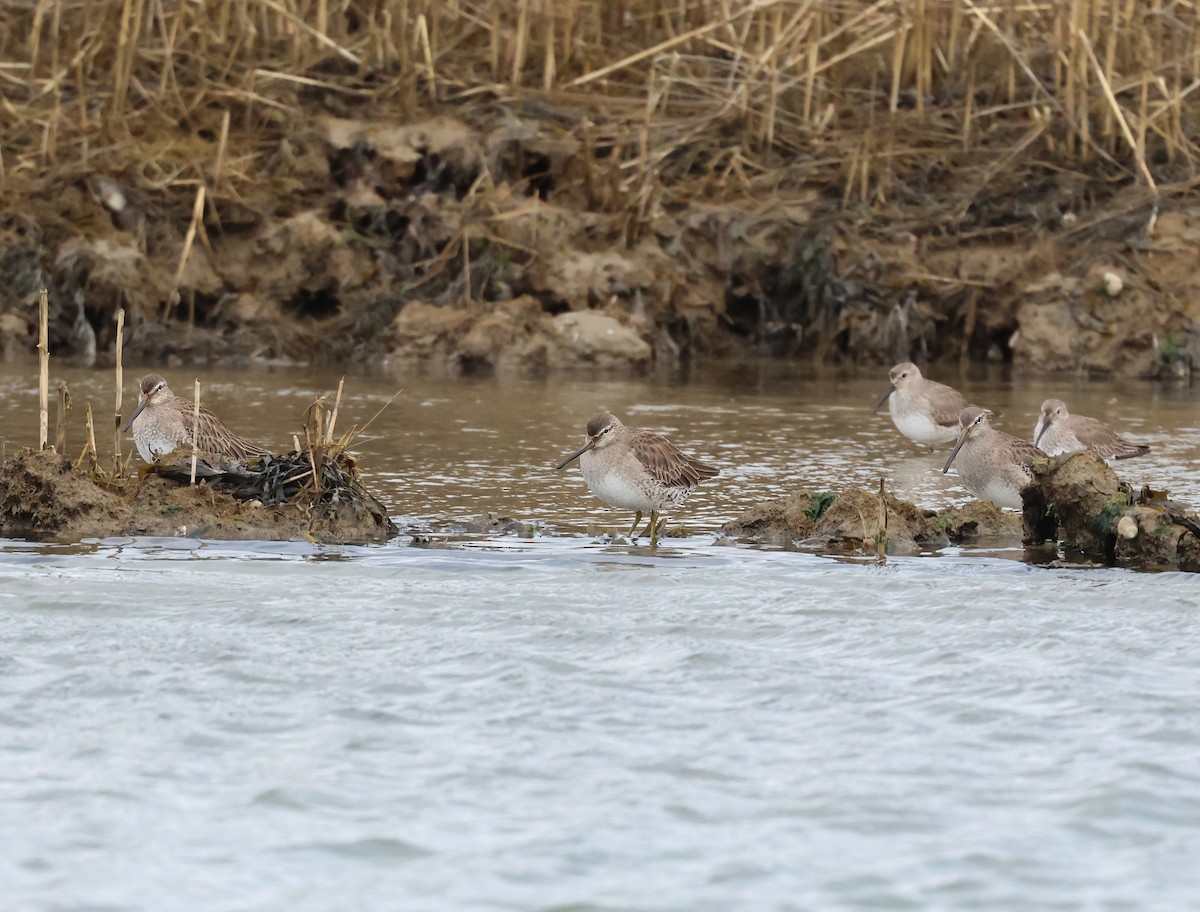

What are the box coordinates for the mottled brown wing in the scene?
[1069,415,1149,459]
[925,381,970,429]
[630,430,719,489]
[1005,433,1048,466]
[183,405,271,460]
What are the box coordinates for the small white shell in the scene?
[1102,271,1123,297]
[1116,515,1138,539]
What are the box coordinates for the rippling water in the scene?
[2,360,1199,909]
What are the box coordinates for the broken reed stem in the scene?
[212,109,230,193]
[76,402,98,473]
[190,378,200,485]
[1075,26,1158,193]
[875,476,889,561]
[114,307,125,471]
[55,381,70,453]
[38,288,49,450]
[326,377,345,443]
[166,185,205,322]
[307,401,323,494]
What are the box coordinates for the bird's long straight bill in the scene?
[556,440,594,470]
[874,384,895,411]
[1033,420,1049,449]
[121,399,148,432]
[943,432,968,474]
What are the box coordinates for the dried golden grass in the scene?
[1,0,1198,225]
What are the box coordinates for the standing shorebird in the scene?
[122,373,270,464]
[555,412,718,544]
[943,407,1046,510]
[876,362,973,448]
[1033,398,1150,460]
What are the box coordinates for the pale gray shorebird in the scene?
[555,412,718,544]
[123,373,270,464]
[876,362,972,448]
[943,406,1046,510]
[1033,398,1150,460]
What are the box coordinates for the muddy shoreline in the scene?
[5,2,1200,378]
[0,448,396,545]
[3,101,1199,380]
[5,443,1197,572]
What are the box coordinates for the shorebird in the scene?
[555,412,718,544]
[943,406,1046,510]
[1033,398,1150,460]
[123,374,270,464]
[876,362,972,448]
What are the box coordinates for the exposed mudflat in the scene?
[0,448,396,544]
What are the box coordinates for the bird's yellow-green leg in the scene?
[646,510,661,545]
[638,513,655,538]
[627,511,643,538]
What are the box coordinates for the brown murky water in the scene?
[4,359,1196,534]
[3,360,1200,911]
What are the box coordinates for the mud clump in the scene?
[1022,454,1200,569]
[939,501,1023,541]
[722,486,1022,553]
[0,449,396,544]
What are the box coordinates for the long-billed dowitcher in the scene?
[943,406,1046,510]
[123,374,270,464]
[1033,398,1150,460]
[876,362,972,448]
[555,412,718,544]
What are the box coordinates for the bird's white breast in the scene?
[891,397,957,446]
[1036,423,1084,458]
[579,451,656,511]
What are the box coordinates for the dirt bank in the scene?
[2,4,1199,377]
[0,449,397,544]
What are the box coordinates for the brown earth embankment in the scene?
[2,2,1199,377]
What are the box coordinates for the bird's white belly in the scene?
[1037,428,1084,458]
[580,460,656,511]
[134,424,186,463]
[891,401,956,446]
[978,478,1025,511]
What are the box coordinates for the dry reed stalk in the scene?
[542,19,556,90]
[38,288,48,451]
[74,403,99,474]
[890,22,908,113]
[511,0,529,86]
[257,0,361,65]
[567,4,757,89]
[55,381,70,453]
[1064,1,1079,157]
[190,379,200,485]
[326,377,345,443]
[415,13,436,102]
[1101,0,1121,145]
[114,308,125,470]
[165,185,206,321]
[875,477,888,561]
[962,57,976,150]
[213,109,231,192]
[1077,27,1157,193]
